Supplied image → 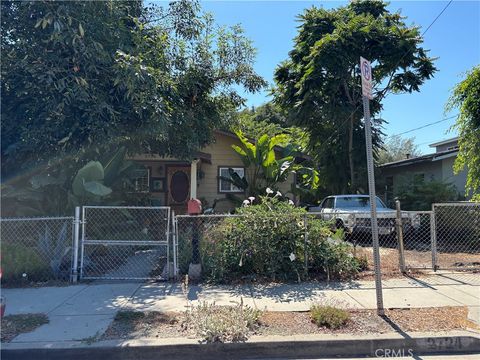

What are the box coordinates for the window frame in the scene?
[218,166,245,194]
[131,167,151,193]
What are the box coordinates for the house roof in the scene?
[213,129,311,161]
[429,137,459,148]
[379,148,458,169]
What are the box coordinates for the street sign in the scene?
[360,56,384,315]
[360,56,373,100]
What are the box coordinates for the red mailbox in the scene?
[187,198,202,215]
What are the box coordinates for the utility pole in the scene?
[360,56,384,316]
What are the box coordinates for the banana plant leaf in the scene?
[83,180,112,197]
[72,161,105,196]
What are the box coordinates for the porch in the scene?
[129,152,238,214]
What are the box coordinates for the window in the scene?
[218,167,245,193]
[321,197,335,209]
[132,168,150,193]
[335,196,387,209]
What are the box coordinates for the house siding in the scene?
[133,132,298,213]
[380,155,468,202]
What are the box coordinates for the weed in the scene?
[183,299,261,343]
[310,305,350,329]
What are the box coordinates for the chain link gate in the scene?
[79,206,171,280]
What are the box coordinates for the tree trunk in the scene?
[348,115,355,191]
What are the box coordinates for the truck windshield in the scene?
[336,197,386,209]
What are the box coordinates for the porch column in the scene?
[190,159,199,199]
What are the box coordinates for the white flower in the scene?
[288,199,294,206]
[275,191,282,197]
[22,273,27,278]
[289,253,296,262]
[266,187,274,194]
[242,199,250,207]
[248,196,255,202]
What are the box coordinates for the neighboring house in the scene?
[129,130,301,214]
[379,137,467,204]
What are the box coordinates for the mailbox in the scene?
[187,198,202,215]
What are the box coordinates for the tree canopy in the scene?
[274,0,436,193]
[232,103,309,151]
[1,0,265,179]
[377,135,420,165]
[447,65,480,200]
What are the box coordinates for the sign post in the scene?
[360,56,384,315]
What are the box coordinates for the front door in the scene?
[167,166,190,214]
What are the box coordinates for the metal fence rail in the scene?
[0,216,74,285]
[80,206,171,280]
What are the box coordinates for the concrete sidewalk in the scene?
[2,272,479,344]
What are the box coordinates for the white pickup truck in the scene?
[308,195,419,237]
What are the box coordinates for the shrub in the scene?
[182,300,260,343]
[1,244,51,284]
[310,305,350,329]
[199,196,362,283]
[394,176,461,211]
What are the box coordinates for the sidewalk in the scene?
[2,272,479,344]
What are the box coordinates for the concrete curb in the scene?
[2,333,480,360]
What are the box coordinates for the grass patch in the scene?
[310,305,350,329]
[1,313,49,342]
[183,300,261,343]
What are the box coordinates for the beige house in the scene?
[380,137,468,204]
[130,130,299,214]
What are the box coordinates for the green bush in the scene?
[1,244,51,284]
[394,176,461,211]
[310,305,350,329]
[199,196,361,283]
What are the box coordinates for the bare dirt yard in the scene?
[355,245,480,280]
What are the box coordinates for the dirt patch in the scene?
[354,245,480,280]
[101,306,477,341]
[258,307,477,336]
[102,311,184,340]
[1,313,49,342]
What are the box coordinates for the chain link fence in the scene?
[400,211,433,270]
[0,217,74,286]
[306,210,414,276]
[433,202,480,270]
[174,212,406,281]
[80,206,171,280]
[173,203,480,281]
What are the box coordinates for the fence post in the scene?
[430,205,438,271]
[172,210,178,279]
[395,199,406,274]
[304,214,308,278]
[71,206,81,283]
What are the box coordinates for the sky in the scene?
[153,1,480,154]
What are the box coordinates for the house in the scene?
[129,130,300,214]
[379,137,468,204]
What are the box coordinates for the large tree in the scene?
[274,0,436,192]
[377,135,420,165]
[447,65,480,200]
[1,0,265,178]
